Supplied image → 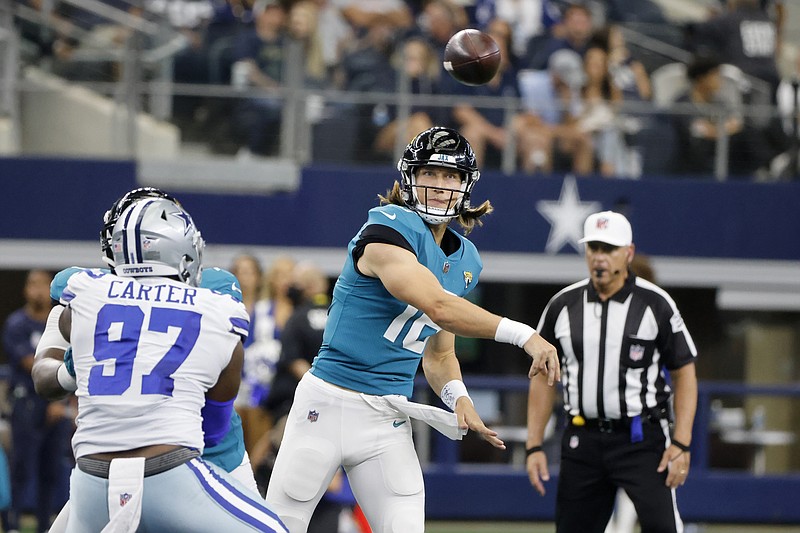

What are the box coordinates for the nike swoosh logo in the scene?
[392,420,407,428]
[231,282,241,293]
[381,211,397,220]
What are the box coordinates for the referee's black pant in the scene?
[556,417,682,533]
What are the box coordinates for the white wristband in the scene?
[57,363,77,392]
[494,317,536,348]
[440,380,472,411]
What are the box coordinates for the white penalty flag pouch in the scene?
[102,457,145,533]
[362,394,468,440]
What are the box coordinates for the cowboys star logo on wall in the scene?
[536,176,601,254]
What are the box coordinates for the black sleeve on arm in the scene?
[352,224,416,276]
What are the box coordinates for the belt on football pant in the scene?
[572,408,668,433]
[77,446,200,479]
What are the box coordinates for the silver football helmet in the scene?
[111,198,204,286]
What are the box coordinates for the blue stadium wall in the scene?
[1,157,799,261]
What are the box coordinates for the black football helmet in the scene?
[397,127,480,224]
[100,187,180,267]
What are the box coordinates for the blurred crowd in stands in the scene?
[14,0,800,180]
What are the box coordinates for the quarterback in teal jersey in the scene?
[266,127,561,533]
[35,189,259,533]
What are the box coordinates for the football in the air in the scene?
[443,29,501,86]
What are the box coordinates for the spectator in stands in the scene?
[526,2,594,70]
[774,54,800,179]
[15,0,63,65]
[671,54,750,177]
[688,0,780,97]
[46,0,143,82]
[372,37,441,158]
[415,0,471,102]
[231,253,296,483]
[259,262,365,533]
[472,0,551,66]
[231,0,288,155]
[591,25,651,101]
[578,44,632,177]
[287,0,329,87]
[310,0,354,77]
[518,49,594,175]
[337,0,414,38]
[449,18,537,170]
[334,18,400,160]
[2,270,72,533]
[711,0,785,61]
[418,0,466,62]
[150,0,216,131]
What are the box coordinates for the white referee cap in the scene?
[579,211,633,247]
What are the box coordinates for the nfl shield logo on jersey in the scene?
[629,344,645,362]
[119,492,132,507]
[307,410,319,423]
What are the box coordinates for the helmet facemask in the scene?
[407,168,469,225]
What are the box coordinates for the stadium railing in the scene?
[5,1,798,182]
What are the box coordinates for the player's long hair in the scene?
[378,181,493,236]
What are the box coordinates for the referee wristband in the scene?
[494,317,536,348]
[525,445,543,457]
[440,380,472,411]
[57,363,77,392]
[672,439,691,452]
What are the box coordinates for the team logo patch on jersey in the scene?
[569,435,579,449]
[463,271,473,289]
[629,344,645,362]
[119,492,132,507]
[443,261,450,273]
[307,410,319,423]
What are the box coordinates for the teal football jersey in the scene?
[311,204,482,398]
[51,266,246,472]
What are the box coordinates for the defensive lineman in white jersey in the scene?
[33,198,286,532]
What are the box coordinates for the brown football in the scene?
[443,29,501,86]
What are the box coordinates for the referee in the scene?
[526,211,698,533]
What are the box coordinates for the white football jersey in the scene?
[60,270,249,458]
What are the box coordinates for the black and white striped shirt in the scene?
[537,273,697,420]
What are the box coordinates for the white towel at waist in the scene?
[360,394,468,441]
[101,457,145,533]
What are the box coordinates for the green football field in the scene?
[424,523,799,533]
